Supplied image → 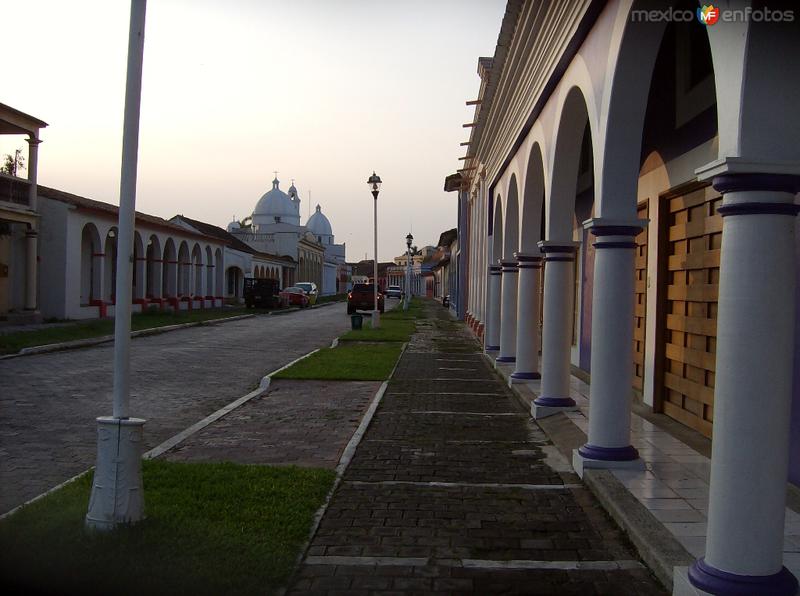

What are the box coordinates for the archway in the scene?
[146,235,162,299]
[103,228,118,302]
[177,241,190,296]
[80,223,102,305]
[162,238,177,297]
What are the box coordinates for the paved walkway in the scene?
[0,305,351,514]
[163,379,380,469]
[288,302,664,595]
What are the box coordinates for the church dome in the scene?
[254,177,295,218]
[306,204,332,236]
[226,219,240,232]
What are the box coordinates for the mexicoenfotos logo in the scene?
[697,5,720,26]
[631,6,795,23]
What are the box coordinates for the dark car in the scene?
[348,283,384,314]
[244,278,280,308]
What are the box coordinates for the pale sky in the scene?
[3,0,504,261]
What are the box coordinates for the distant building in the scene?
[228,177,345,295]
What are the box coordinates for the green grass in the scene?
[315,293,347,304]
[340,316,416,342]
[273,342,403,380]
[0,308,248,355]
[0,459,334,596]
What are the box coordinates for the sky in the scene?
[3,0,505,262]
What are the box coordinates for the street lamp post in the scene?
[368,172,382,328]
[86,0,147,530]
[405,233,413,311]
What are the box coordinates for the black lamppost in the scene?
[367,172,382,327]
[405,233,413,311]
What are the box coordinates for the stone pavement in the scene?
[163,379,380,468]
[288,302,665,595]
[0,305,351,514]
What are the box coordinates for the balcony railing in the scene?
[0,173,31,207]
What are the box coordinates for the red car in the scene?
[279,286,310,308]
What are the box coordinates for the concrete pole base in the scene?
[572,449,645,479]
[532,402,578,419]
[371,310,380,329]
[85,416,146,531]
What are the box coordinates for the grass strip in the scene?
[0,308,248,355]
[339,317,415,343]
[273,342,403,381]
[0,459,334,596]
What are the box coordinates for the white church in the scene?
[227,176,346,296]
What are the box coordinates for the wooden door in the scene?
[633,201,648,392]
[656,182,721,438]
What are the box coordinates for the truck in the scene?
[347,283,385,315]
[244,277,280,309]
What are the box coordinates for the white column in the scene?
[573,220,645,475]
[532,241,579,418]
[510,252,542,382]
[485,264,501,351]
[24,228,37,310]
[26,137,41,211]
[684,174,800,595]
[496,259,518,364]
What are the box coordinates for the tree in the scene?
[1,149,25,176]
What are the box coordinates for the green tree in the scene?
[1,149,25,176]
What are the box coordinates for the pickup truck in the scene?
[347,283,384,314]
[244,278,280,308]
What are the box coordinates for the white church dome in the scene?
[226,219,240,232]
[254,177,295,218]
[306,204,333,236]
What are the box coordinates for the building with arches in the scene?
[453,1,800,593]
[36,186,226,319]
[228,177,345,295]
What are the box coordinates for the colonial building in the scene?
[37,186,226,319]
[431,228,458,308]
[0,103,46,323]
[170,215,294,301]
[453,1,800,593]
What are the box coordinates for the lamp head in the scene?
[367,171,382,198]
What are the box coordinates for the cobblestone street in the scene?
[0,306,351,514]
[288,303,665,595]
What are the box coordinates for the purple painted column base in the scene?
[689,558,798,596]
[577,443,639,462]
[495,356,516,363]
[534,396,576,408]
[511,371,541,380]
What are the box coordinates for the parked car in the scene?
[348,283,384,314]
[279,286,310,308]
[385,285,403,299]
[295,282,318,305]
[243,277,280,309]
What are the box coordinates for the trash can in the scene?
[350,314,363,330]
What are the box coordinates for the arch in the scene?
[520,143,546,252]
[80,222,102,305]
[502,176,520,259]
[163,238,177,297]
[205,246,214,297]
[491,195,503,265]
[191,243,203,296]
[133,231,145,301]
[103,227,118,302]
[214,247,223,296]
[548,86,592,241]
[146,234,162,299]
[177,241,190,296]
[226,266,243,298]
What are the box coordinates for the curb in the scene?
[583,469,693,592]
[0,313,256,360]
[0,347,321,521]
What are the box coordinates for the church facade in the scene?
[228,177,345,295]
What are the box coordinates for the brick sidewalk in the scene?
[288,302,665,595]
